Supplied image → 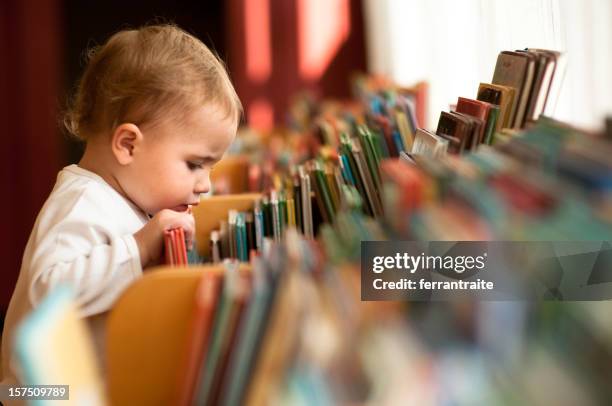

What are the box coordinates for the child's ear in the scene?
[111,123,143,165]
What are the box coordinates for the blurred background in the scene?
[1,1,611,393]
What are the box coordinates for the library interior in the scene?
[1,0,611,405]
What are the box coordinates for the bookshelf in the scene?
[106,265,251,405]
[191,193,261,258]
[13,50,612,405]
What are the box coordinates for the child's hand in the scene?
[133,208,195,268]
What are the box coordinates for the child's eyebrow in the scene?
[188,155,219,163]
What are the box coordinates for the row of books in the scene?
[174,48,609,402]
[174,232,311,406]
[205,152,368,263]
[383,97,612,237]
[203,54,609,265]
[413,49,564,157]
[169,227,612,405]
[190,77,430,261]
[203,50,583,255]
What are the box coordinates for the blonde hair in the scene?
[64,23,242,140]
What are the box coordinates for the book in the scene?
[436,111,471,153]
[412,128,449,157]
[299,165,314,238]
[244,252,302,406]
[455,97,490,146]
[292,175,303,232]
[218,259,278,406]
[253,199,264,250]
[235,211,248,261]
[351,137,383,217]
[245,211,255,255]
[492,51,535,128]
[174,271,223,405]
[340,133,372,216]
[525,48,563,120]
[164,228,188,266]
[210,230,221,264]
[270,191,282,242]
[193,262,250,405]
[394,109,415,151]
[451,111,485,150]
[477,82,516,130]
[483,105,500,145]
[228,210,238,259]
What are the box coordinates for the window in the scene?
[363,0,612,130]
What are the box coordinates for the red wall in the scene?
[0,0,62,312]
[226,0,367,128]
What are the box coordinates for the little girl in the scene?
[1,23,242,387]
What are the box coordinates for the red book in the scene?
[382,159,426,207]
[174,272,223,405]
[164,228,188,266]
[164,230,174,265]
[178,229,188,265]
[456,97,490,145]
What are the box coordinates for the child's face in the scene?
[123,104,236,215]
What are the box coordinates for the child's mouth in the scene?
[170,204,190,212]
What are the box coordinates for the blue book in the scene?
[254,200,264,251]
[235,212,248,261]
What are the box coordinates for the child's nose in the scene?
[194,174,210,194]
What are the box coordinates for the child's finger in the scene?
[180,213,195,250]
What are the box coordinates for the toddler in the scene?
[1,23,241,387]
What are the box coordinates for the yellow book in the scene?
[477,83,516,130]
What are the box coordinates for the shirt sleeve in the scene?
[28,225,143,317]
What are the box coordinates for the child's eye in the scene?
[186,161,203,170]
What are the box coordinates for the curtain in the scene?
[363,0,612,130]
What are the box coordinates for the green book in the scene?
[235,212,248,261]
[314,160,336,223]
[219,262,274,406]
[485,105,500,145]
[357,125,382,190]
[195,265,239,405]
[340,134,370,215]
[261,197,272,238]
[278,191,288,235]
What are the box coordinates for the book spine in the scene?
[278,192,287,237]
[228,210,237,259]
[262,197,272,238]
[271,191,281,242]
[210,230,221,264]
[299,166,314,239]
[245,211,255,256]
[287,197,295,228]
[219,221,229,260]
[236,212,248,262]
[254,200,264,252]
[293,179,303,233]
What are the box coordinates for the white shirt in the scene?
[1,164,148,388]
